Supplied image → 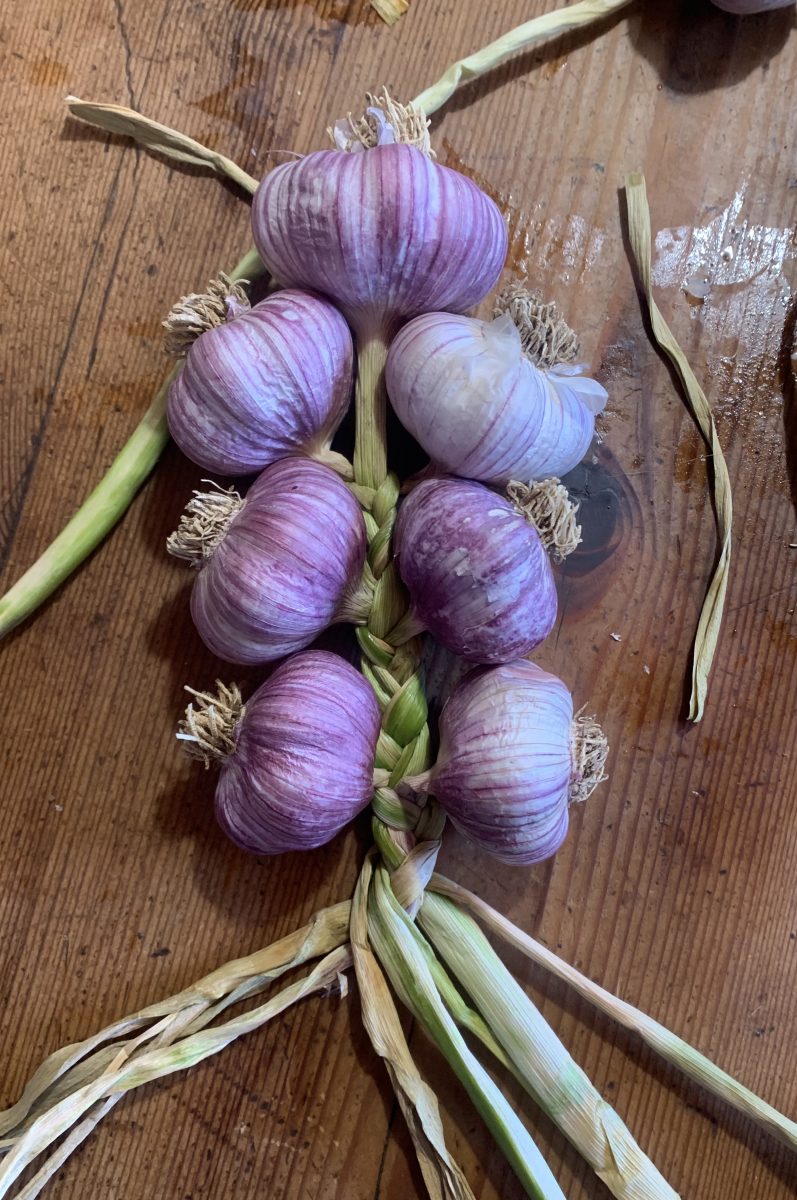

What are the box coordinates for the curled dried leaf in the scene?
[625,173,732,722]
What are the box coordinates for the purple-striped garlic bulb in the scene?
[385,311,606,485]
[410,660,608,865]
[392,477,557,663]
[167,458,370,664]
[250,143,507,338]
[179,652,381,854]
[166,288,354,476]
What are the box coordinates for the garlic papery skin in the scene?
[179,652,381,855]
[167,290,354,476]
[393,476,557,663]
[250,145,507,331]
[385,312,607,485]
[418,660,607,866]
[170,459,369,664]
[711,0,792,11]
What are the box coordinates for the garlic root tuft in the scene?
[166,485,243,565]
[330,88,433,158]
[506,479,581,562]
[178,681,245,767]
[163,273,251,357]
[494,282,579,369]
[569,712,609,805]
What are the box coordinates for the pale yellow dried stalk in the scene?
[0,902,349,1142]
[66,98,259,195]
[413,0,635,115]
[351,854,475,1200]
[418,893,680,1200]
[10,1097,120,1200]
[371,0,410,25]
[625,173,732,722]
[429,875,797,1156]
[0,946,351,1197]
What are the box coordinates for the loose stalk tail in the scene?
[419,893,680,1200]
[625,173,732,721]
[430,875,797,1156]
[413,0,636,115]
[0,905,350,1196]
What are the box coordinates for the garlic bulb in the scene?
[393,476,557,663]
[416,659,608,865]
[250,145,507,333]
[386,312,606,485]
[168,459,369,664]
[167,289,353,476]
[179,652,380,854]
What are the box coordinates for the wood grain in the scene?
[1,1,796,1197]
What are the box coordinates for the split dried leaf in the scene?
[351,854,475,1200]
[66,97,260,195]
[413,0,635,115]
[429,875,797,1156]
[625,172,732,722]
[0,904,350,1149]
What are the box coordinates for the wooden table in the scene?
[2,2,796,1197]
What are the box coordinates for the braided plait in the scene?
[353,470,443,917]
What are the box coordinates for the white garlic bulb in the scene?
[385,312,606,485]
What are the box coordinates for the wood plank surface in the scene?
[1,1,796,1197]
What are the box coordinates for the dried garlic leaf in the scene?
[0,901,350,1139]
[413,0,635,115]
[625,172,732,722]
[429,874,797,1155]
[351,854,475,1200]
[66,97,259,195]
[371,0,410,24]
[0,945,351,1195]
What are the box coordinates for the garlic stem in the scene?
[0,247,263,641]
[386,608,426,646]
[312,448,355,481]
[0,946,353,1197]
[429,875,797,1157]
[66,97,260,195]
[419,893,680,1200]
[413,0,636,116]
[369,864,567,1200]
[353,329,392,492]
